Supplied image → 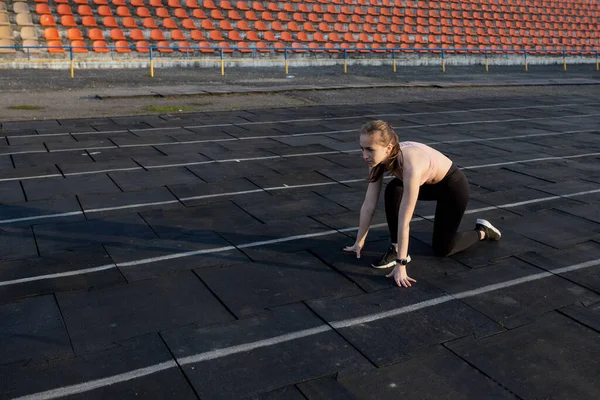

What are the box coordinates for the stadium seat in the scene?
[192,9,206,18]
[116,6,131,17]
[185,0,199,8]
[97,5,112,16]
[110,28,125,40]
[137,7,150,17]
[113,0,126,5]
[211,9,224,19]
[236,41,252,52]
[123,17,138,28]
[61,16,77,27]
[36,4,51,14]
[81,16,97,26]
[156,8,170,18]
[277,12,290,21]
[71,40,87,52]
[255,21,267,31]
[168,0,182,7]
[220,0,233,9]
[88,28,104,40]
[131,0,144,5]
[245,31,259,41]
[115,40,131,52]
[20,27,38,40]
[92,41,109,52]
[201,19,214,29]
[67,28,83,40]
[203,0,216,8]
[171,29,185,40]
[218,41,233,53]
[235,1,249,10]
[150,29,165,40]
[156,40,173,52]
[263,31,275,41]
[130,29,144,40]
[181,19,196,29]
[143,18,158,28]
[78,5,93,15]
[135,40,150,52]
[209,30,224,40]
[190,29,204,40]
[228,30,241,40]
[271,21,284,31]
[45,40,63,52]
[177,41,193,52]
[22,39,41,53]
[197,41,214,52]
[103,17,118,28]
[56,4,73,15]
[163,18,177,29]
[149,0,162,6]
[174,8,188,18]
[44,27,60,40]
[16,15,33,28]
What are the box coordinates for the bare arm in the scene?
[355,175,383,246]
[396,148,428,259]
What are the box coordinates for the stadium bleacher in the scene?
[0,0,597,55]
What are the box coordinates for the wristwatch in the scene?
[396,255,411,265]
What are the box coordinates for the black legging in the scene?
[385,163,480,257]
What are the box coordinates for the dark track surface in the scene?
[1,91,600,399]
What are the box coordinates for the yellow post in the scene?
[486,58,489,72]
[285,59,288,75]
[220,48,225,76]
[70,59,74,78]
[563,50,567,71]
[150,60,154,78]
[393,59,396,72]
[343,49,347,73]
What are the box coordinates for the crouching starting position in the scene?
[344,120,501,288]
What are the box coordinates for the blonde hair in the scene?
[361,120,400,182]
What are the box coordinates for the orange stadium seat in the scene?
[220,19,233,29]
[163,18,177,28]
[192,9,205,18]
[150,29,165,40]
[201,19,214,29]
[47,40,64,52]
[236,1,249,10]
[143,17,158,28]
[228,30,241,40]
[70,40,88,52]
[88,28,104,40]
[182,19,196,29]
[44,27,60,40]
[137,7,151,17]
[103,17,118,28]
[130,29,145,40]
[116,6,131,17]
[220,0,233,9]
[255,41,270,52]
[156,8,169,18]
[236,41,252,52]
[156,40,173,52]
[170,29,185,40]
[81,16,97,26]
[203,0,216,8]
[115,40,131,52]
[61,16,77,27]
[197,41,213,52]
[57,4,73,15]
[150,0,162,6]
[245,31,259,41]
[177,41,193,52]
[136,41,150,52]
[262,11,274,21]
[277,12,290,21]
[209,30,224,40]
[175,8,188,18]
[113,0,126,5]
[131,0,144,5]
[123,17,138,28]
[168,0,182,7]
[186,0,199,7]
[184,30,202,41]
[78,5,93,15]
[271,21,283,31]
[211,9,224,19]
[263,31,275,41]
[110,28,125,40]
[218,42,233,53]
[97,5,112,16]
[36,4,51,14]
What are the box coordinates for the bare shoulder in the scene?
[399,146,429,172]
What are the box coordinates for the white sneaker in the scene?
[476,219,501,241]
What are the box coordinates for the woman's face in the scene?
[360,132,392,167]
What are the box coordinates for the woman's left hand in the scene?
[386,265,416,288]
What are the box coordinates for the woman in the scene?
[343,120,501,288]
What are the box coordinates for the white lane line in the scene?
[1,187,599,288]
[1,150,598,226]
[11,256,600,400]
[330,258,600,329]
[5,101,598,139]
[178,325,332,365]
[2,110,599,157]
[1,127,597,182]
[10,360,178,400]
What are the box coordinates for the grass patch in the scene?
[144,105,195,113]
[7,105,43,110]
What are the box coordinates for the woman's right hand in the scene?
[343,242,363,259]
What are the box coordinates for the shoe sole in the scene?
[477,218,501,240]
[371,255,411,269]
